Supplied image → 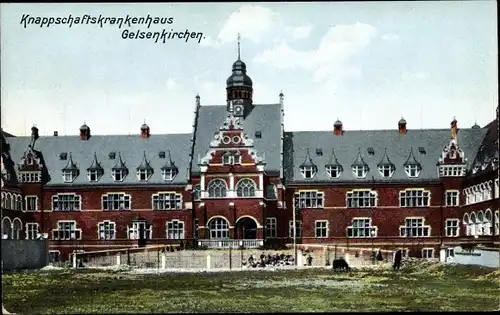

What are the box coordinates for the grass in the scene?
[2,262,499,313]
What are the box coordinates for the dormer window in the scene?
[161,150,178,181]
[403,148,422,178]
[352,165,368,179]
[87,169,102,182]
[112,169,127,182]
[300,166,317,179]
[378,165,395,178]
[136,152,154,182]
[111,152,128,182]
[299,149,317,180]
[137,169,153,181]
[326,165,341,179]
[405,165,420,178]
[62,170,76,183]
[161,168,177,181]
[61,153,79,183]
[87,152,104,182]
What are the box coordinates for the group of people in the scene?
[242,253,295,268]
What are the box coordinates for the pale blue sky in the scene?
[1,1,497,136]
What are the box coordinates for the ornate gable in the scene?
[438,139,466,165]
[199,113,265,166]
[18,145,43,171]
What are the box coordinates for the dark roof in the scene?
[469,119,498,177]
[284,128,486,182]
[2,131,15,137]
[4,134,192,186]
[192,104,282,173]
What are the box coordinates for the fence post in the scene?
[206,254,211,270]
[72,252,77,268]
[127,249,130,266]
[161,253,166,269]
[116,253,121,266]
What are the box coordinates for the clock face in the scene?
[234,105,243,115]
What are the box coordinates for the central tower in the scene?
[226,33,254,118]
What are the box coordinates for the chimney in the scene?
[79,122,91,141]
[333,119,344,136]
[31,126,39,140]
[53,131,58,137]
[398,117,407,135]
[450,117,458,140]
[140,122,150,140]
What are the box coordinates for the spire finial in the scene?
[237,32,241,60]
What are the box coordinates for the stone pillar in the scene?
[161,253,166,269]
[206,255,211,269]
[229,173,235,197]
[116,254,121,265]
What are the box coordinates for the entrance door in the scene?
[237,218,258,239]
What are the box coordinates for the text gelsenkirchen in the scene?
[122,29,204,44]
[20,14,174,28]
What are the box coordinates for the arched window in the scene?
[470,212,477,236]
[463,213,470,236]
[208,179,227,198]
[476,211,484,236]
[484,209,492,236]
[267,184,277,200]
[2,217,12,239]
[236,179,256,197]
[12,218,23,239]
[5,193,12,210]
[495,211,500,235]
[208,217,229,239]
[16,196,22,210]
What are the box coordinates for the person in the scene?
[393,250,402,271]
[307,255,313,266]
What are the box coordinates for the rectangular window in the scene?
[399,189,430,207]
[294,191,324,208]
[128,221,152,240]
[265,217,277,238]
[25,196,38,211]
[445,219,459,237]
[399,218,430,237]
[166,220,185,239]
[19,172,41,183]
[346,190,377,208]
[422,248,434,259]
[52,221,81,240]
[152,192,182,210]
[288,220,302,238]
[102,193,131,211]
[52,194,81,211]
[445,191,459,207]
[98,221,116,240]
[315,221,328,238]
[347,218,377,238]
[26,223,40,240]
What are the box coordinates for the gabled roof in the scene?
[4,134,191,186]
[284,128,486,183]
[469,118,498,177]
[192,104,282,173]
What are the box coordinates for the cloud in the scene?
[217,5,275,44]
[166,78,178,90]
[202,5,313,48]
[402,71,428,81]
[285,24,314,40]
[253,22,378,83]
[381,33,399,41]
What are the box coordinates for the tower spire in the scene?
[237,32,241,60]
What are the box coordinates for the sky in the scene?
[0,1,498,136]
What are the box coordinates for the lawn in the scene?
[2,261,499,313]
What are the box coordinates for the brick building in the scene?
[1,49,499,260]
